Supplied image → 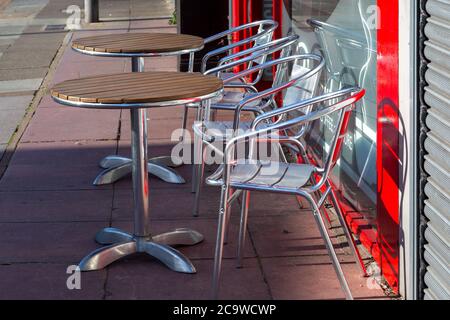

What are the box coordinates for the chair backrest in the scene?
[227,20,278,85]
[250,87,365,189]
[249,23,276,65]
[201,20,278,73]
[206,51,325,132]
[223,54,324,130]
[215,34,299,88]
[270,52,325,119]
[277,43,325,138]
[283,42,323,104]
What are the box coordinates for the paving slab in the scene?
[0,48,57,69]
[0,189,113,222]
[0,107,28,143]
[35,0,83,19]
[106,258,270,300]
[0,0,48,18]
[120,117,187,142]
[0,78,43,93]
[260,255,385,300]
[124,55,178,71]
[248,214,344,258]
[112,187,222,221]
[5,34,63,52]
[51,59,127,85]
[0,94,33,110]
[0,221,108,263]
[20,106,121,142]
[0,67,48,81]
[9,140,117,166]
[0,262,106,300]
[34,94,58,108]
[0,140,117,191]
[0,162,112,191]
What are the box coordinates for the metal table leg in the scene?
[94,56,185,185]
[79,104,203,273]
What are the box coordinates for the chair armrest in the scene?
[251,86,358,129]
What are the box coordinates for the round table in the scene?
[71,33,204,185]
[51,71,223,273]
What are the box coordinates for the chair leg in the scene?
[303,192,353,300]
[192,140,205,216]
[180,105,189,142]
[212,184,230,299]
[327,182,368,277]
[191,106,203,193]
[237,190,250,268]
[223,187,233,244]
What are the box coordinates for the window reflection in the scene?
[285,0,378,224]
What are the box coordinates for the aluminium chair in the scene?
[210,86,366,300]
[181,20,279,135]
[192,53,325,216]
[188,34,301,202]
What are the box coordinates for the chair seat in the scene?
[194,120,271,142]
[230,160,315,191]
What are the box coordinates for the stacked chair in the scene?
[189,20,367,300]
[209,86,366,300]
[181,20,278,136]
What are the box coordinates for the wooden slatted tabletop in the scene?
[51,71,223,105]
[72,33,204,54]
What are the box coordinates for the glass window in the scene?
[284,0,378,227]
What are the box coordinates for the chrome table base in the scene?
[79,58,206,273]
[78,227,203,273]
[93,155,185,185]
[91,54,186,186]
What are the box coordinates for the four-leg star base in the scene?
[93,155,185,185]
[78,227,204,273]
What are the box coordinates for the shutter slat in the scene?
[423,0,450,300]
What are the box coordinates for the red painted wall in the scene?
[376,0,400,292]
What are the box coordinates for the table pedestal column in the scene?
[77,104,204,273]
[77,58,204,273]
[93,56,185,186]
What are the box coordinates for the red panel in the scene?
[272,0,283,41]
[376,0,400,292]
[231,0,247,72]
[272,0,284,104]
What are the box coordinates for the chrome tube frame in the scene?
[191,53,325,217]
[182,21,280,148]
[201,20,278,73]
[211,87,365,300]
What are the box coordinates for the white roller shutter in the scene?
[422,0,450,300]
